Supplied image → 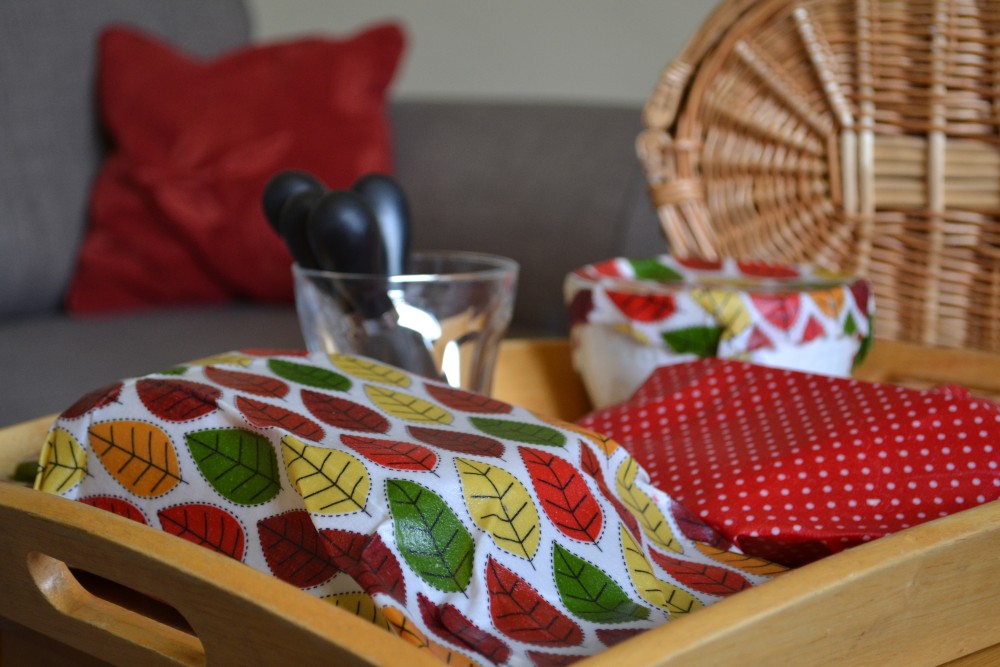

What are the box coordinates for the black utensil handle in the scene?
[262,170,325,233]
[352,173,411,275]
[278,189,324,270]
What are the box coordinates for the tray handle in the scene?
[0,482,437,666]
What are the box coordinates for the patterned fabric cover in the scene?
[565,255,874,408]
[35,349,778,666]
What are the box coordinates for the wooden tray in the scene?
[2,338,999,666]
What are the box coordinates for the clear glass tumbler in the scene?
[293,251,519,394]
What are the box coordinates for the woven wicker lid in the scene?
[638,0,1000,352]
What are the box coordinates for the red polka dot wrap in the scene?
[578,358,1000,566]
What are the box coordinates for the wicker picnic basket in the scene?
[637,0,1000,353]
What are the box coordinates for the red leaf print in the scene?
[239,348,308,357]
[236,396,324,441]
[418,593,511,663]
[137,378,220,421]
[801,315,825,343]
[80,495,147,524]
[527,651,588,666]
[750,294,801,331]
[424,383,513,414]
[649,550,752,597]
[301,390,389,433]
[578,443,641,542]
[675,256,722,271]
[596,628,646,647]
[737,260,799,278]
[745,326,775,351]
[158,503,245,560]
[667,499,729,548]
[319,529,406,604]
[407,426,505,457]
[486,556,583,647]
[589,258,626,278]
[520,447,603,544]
[258,511,338,588]
[566,289,594,328]
[60,382,123,419]
[340,434,438,472]
[850,280,871,317]
[204,366,289,398]
[607,291,677,322]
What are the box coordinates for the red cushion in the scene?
[66,23,405,314]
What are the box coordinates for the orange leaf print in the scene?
[694,542,788,577]
[89,420,182,497]
[534,415,618,457]
[383,607,481,666]
[811,286,846,320]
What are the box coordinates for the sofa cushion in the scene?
[65,22,405,314]
[0,0,250,317]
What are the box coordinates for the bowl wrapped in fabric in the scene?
[565,255,874,409]
[34,349,779,666]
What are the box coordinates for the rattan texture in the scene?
[638,0,1000,352]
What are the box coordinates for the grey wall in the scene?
[245,1,715,105]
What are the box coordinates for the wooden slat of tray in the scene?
[2,337,1000,666]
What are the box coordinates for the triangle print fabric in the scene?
[564,255,874,408]
[35,349,778,666]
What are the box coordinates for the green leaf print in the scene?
[552,543,651,624]
[469,417,567,447]
[186,428,281,505]
[628,258,683,283]
[386,479,475,594]
[267,359,351,391]
[662,326,724,357]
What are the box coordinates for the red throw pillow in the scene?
[65,23,405,314]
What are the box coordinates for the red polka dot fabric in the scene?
[578,358,1000,566]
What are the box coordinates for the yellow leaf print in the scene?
[281,435,370,515]
[35,427,87,495]
[330,354,411,387]
[694,542,788,577]
[616,456,681,553]
[691,288,751,339]
[621,525,702,616]
[613,322,650,345]
[364,385,453,424]
[90,420,181,497]
[327,592,393,633]
[185,352,253,367]
[455,458,540,562]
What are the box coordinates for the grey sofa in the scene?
[0,0,663,426]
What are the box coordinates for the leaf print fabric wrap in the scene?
[565,254,874,408]
[40,349,773,666]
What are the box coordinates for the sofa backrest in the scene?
[390,100,664,336]
[0,0,250,317]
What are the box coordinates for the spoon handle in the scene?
[353,173,411,275]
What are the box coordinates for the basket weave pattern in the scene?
[638,0,1000,351]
